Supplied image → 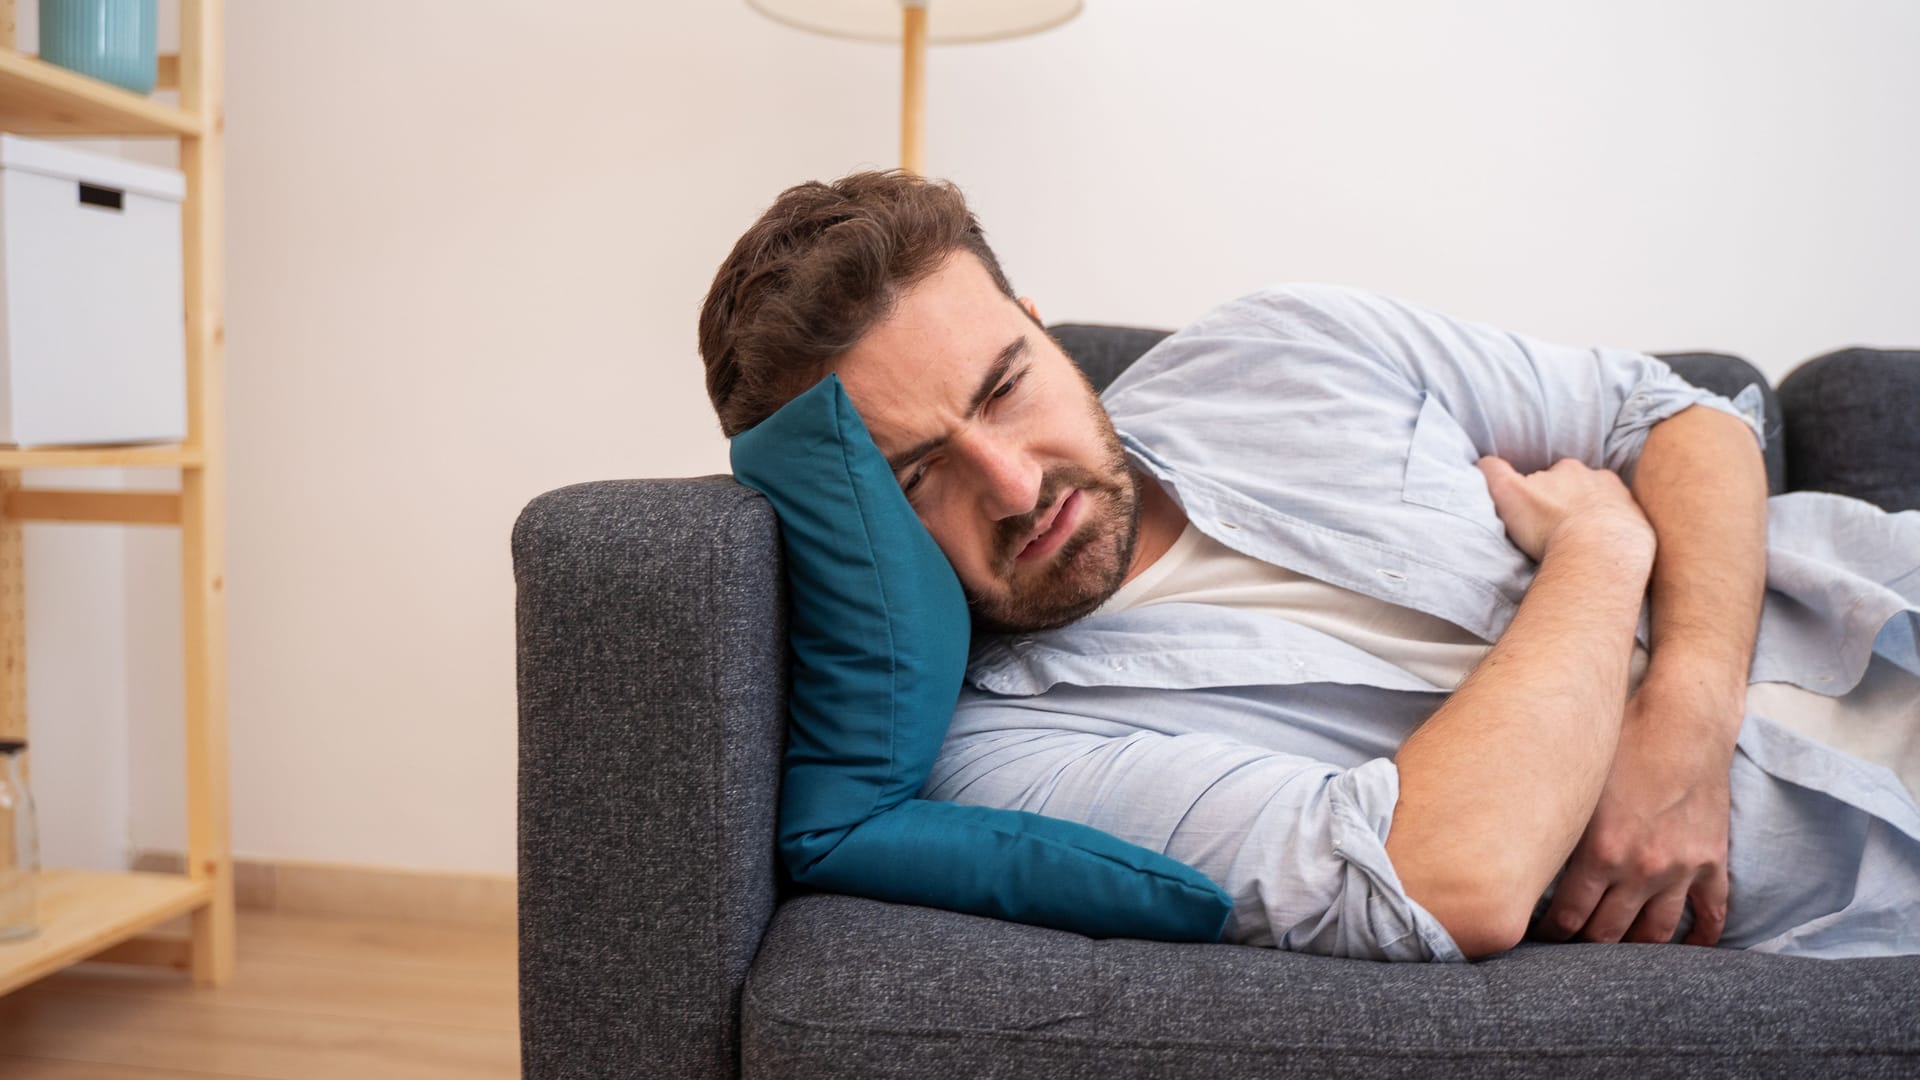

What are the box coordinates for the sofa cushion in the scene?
[728,373,1232,942]
[1778,347,1920,513]
[743,892,1920,1080]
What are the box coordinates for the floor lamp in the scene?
[747,0,1083,174]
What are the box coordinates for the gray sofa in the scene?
[515,326,1920,1079]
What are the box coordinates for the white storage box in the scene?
[0,135,188,447]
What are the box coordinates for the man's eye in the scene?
[902,463,928,495]
[991,373,1022,401]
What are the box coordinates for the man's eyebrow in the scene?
[884,336,1030,474]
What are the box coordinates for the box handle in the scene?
[77,183,125,212]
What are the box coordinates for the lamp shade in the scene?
[747,0,1081,44]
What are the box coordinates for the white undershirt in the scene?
[1097,520,1920,797]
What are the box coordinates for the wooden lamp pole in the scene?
[748,0,1081,176]
[900,0,928,174]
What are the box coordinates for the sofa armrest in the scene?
[514,476,788,1080]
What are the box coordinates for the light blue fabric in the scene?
[921,283,1920,962]
[729,374,1233,942]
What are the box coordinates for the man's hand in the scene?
[1531,674,1737,946]
[1476,455,1655,563]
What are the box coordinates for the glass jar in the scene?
[0,738,39,942]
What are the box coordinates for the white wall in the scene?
[23,1,1920,876]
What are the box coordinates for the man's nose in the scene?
[952,430,1041,521]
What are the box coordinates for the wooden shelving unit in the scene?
[0,48,202,136]
[0,0,233,991]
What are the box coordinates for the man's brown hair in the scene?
[698,169,1022,437]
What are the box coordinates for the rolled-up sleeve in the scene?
[1234,284,1768,486]
[922,723,1464,962]
[1606,370,1768,487]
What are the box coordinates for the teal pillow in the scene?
[730,373,1232,941]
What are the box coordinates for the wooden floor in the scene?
[0,909,518,1078]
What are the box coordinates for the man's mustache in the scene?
[996,468,1120,567]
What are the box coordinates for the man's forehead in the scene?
[837,332,1031,467]
[829,250,1030,448]
[845,330,989,400]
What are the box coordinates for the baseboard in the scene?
[132,851,516,929]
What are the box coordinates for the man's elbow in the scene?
[1385,839,1532,958]
[1412,884,1530,958]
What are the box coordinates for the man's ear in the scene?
[1019,296,1042,324]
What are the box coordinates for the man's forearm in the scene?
[1385,524,1653,956]
[1629,404,1768,712]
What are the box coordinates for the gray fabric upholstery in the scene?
[514,477,791,1080]
[515,327,1920,1080]
[743,893,1920,1079]
[1778,347,1920,512]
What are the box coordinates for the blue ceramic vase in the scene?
[38,0,158,95]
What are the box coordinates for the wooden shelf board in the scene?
[0,49,201,136]
[0,445,202,469]
[0,869,213,996]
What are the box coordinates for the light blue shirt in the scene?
[921,284,1920,962]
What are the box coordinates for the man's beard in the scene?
[964,396,1141,636]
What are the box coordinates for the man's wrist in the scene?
[1545,517,1656,575]
[1640,642,1751,699]
[1627,662,1747,752]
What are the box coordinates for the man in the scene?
[698,170,1920,960]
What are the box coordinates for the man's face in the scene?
[833,251,1141,634]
